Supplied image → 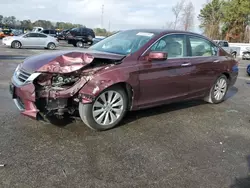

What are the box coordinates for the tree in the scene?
[33,20,54,29]
[20,20,33,30]
[172,0,185,29]
[198,0,224,39]
[166,21,174,29]
[0,15,3,25]
[2,16,16,27]
[181,2,195,31]
[222,0,250,42]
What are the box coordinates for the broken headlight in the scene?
[52,75,79,87]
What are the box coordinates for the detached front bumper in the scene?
[10,68,90,119]
[10,74,40,119]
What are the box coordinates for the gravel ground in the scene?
[0,42,250,188]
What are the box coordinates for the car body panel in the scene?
[9,29,238,120]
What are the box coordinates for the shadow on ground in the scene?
[38,86,239,128]
[230,156,250,188]
[225,86,238,100]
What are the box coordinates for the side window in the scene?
[50,30,56,34]
[150,34,186,58]
[189,36,217,57]
[37,33,47,38]
[42,30,49,34]
[27,33,38,37]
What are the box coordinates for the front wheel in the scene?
[11,41,21,49]
[204,75,228,104]
[79,86,128,131]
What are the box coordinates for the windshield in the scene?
[89,30,155,55]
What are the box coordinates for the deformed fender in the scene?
[79,67,139,108]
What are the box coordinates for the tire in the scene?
[73,43,77,47]
[79,86,128,131]
[76,41,84,48]
[232,53,236,58]
[47,42,56,50]
[11,41,21,49]
[204,75,228,104]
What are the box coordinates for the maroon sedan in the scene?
[10,29,238,130]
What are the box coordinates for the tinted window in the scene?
[26,33,39,37]
[150,34,187,58]
[42,30,49,34]
[50,30,56,34]
[189,36,217,57]
[70,28,80,34]
[37,33,47,38]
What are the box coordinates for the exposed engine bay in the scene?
[34,57,122,119]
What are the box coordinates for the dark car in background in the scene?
[41,29,57,38]
[0,29,14,39]
[66,27,95,47]
[9,29,238,131]
[57,29,70,40]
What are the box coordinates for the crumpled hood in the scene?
[20,49,125,73]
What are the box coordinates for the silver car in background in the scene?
[2,32,59,50]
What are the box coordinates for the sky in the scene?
[0,0,207,33]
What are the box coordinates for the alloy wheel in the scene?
[92,90,124,126]
[14,42,20,48]
[213,78,227,101]
[49,43,56,50]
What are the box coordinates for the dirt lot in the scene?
[0,42,250,188]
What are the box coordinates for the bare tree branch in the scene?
[181,1,195,31]
[172,0,185,29]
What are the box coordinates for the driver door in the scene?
[137,34,194,108]
[22,33,38,47]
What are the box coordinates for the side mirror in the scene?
[148,51,168,61]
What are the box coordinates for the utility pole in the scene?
[101,4,104,28]
[108,20,110,32]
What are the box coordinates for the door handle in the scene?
[181,62,192,66]
[213,60,220,63]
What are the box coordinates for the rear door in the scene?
[186,35,222,96]
[36,33,48,46]
[138,34,194,108]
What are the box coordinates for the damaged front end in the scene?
[34,72,89,118]
[10,50,125,120]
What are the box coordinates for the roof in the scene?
[120,29,202,36]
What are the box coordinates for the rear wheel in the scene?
[79,86,128,131]
[204,75,228,104]
[76,41,84,48]
[11,41,21,49]
[47,42,56,50]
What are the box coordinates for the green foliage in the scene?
[0,15,112,36]
[198,0,224,39]
[198,0,250,41]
